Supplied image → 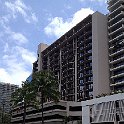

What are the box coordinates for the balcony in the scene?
[108,17,124,30]
[107,0,117,4]
[109,25,124,37]
[109,32,124,43]
[110,64,124,71]
[108,4,124,17]
[110,56,124,64]
[111,72,124,79]
[110,80,124,87]
[108,0,123,11]
[108,12,123,24]
[109,47,124,56]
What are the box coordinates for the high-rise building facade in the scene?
[81,1,124,123]
[108,0,124,92]
[0,82,18,113]
[33,12,110,102]
[12,12,111,124]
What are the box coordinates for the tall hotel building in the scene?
[33,12,110,102]
[108,0,124,92]
[0,82,18,113]
[12,12,111,124]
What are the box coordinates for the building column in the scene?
[74,37,77,102]
[59,49,62,92]
[82,106,90,124]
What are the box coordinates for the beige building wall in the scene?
[92,12,110,98]
[37,43,48,71]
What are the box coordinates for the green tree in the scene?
[3,113,11,124]
[63,116,70,124]
[32,71,60,124]
[11,81,38,124]
[0,106,11,124]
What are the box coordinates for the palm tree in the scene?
[32,71,60,124]
[11,80,38,124]
[63,116,69,124]
[0,107,11,124]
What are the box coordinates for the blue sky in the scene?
[0,0,107,86]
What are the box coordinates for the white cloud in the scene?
[31,13,38,23]
[64,4,72,10]
[5,0,38,23]
[4,26,28,45]
[0,68,12,83]
[4,43,9,53]
[15,46,36,64]
[12,32,28,44]
[44,8,94,38]
[0,23,33,86]
[0,0,37,86]
[0,66,30,87]
[0,46,36,86]
[1,15,10,24]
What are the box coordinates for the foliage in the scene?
[31,70,60,124]
[32,71,60,102]
[11,80,38,107]
[11,80,39,124]
[0,108,11,124]
[11,71,60,124]
[62,116,70,124]
[2,113,11,124]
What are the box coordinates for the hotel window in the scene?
[89,84,93,89]
[80,73,83,77]
[80,66,83,70]
[80,86,84,91]
[88,36,92,40]
[80,47,83,50]
[80,53,83,57]
[87,49,92,53]
[80,60,83,64]
[80,80,84,85]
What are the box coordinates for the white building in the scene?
[82,93,124,124]
[0,82,18,113]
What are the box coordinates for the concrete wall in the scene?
[37,43,48,71]
[67,101,81,116]
[92,12,110,98]
[12,101,82,124]
[82,93,124,124]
